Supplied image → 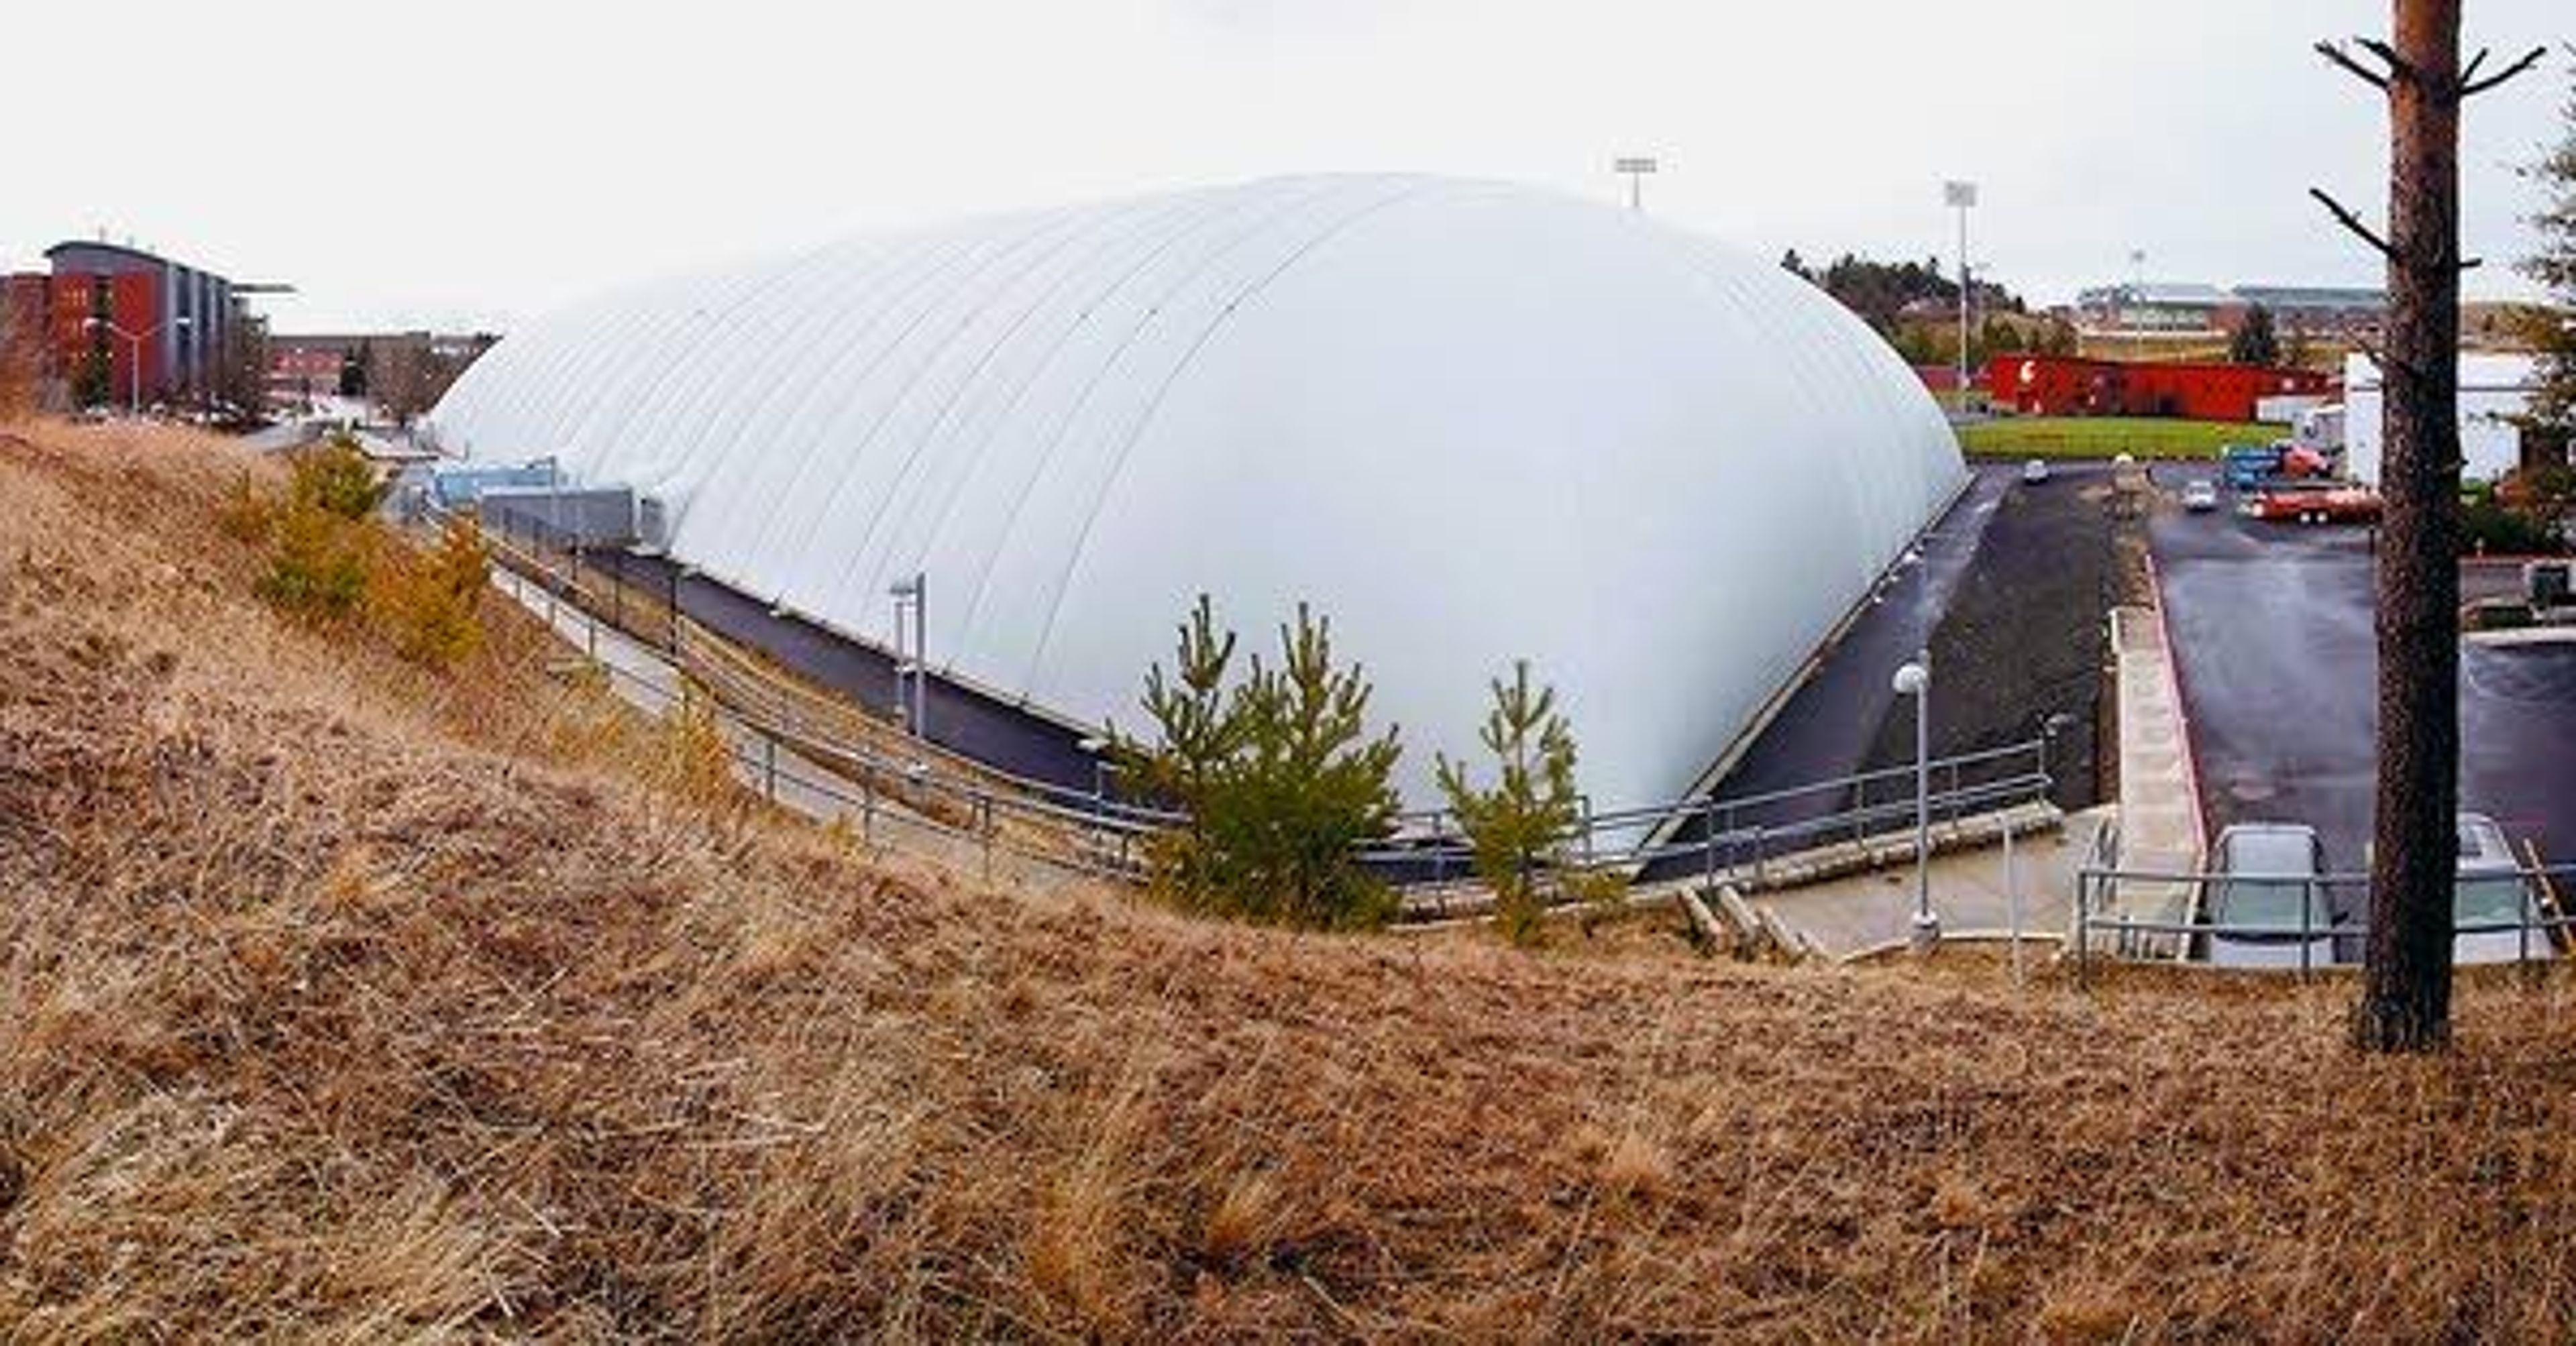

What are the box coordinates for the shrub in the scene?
[1436,660,1589,946]
[256,492,372,622]
[213,470,273,543]
[289,433,390,520]
[2461,492,2561,557]
[657,677,745,815]
[244,437,392,624]
[1119,596,1401,930]
[375,516,490,667]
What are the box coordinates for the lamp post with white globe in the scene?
[1892,653,1937,950]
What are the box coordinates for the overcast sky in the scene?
[3,1,2563,333]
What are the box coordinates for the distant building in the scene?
[0,241,254,407]
[272,330,498,420]
[2228,284,2386,339]
[2073,281,2387,339]
[269,345,346,404]
[1986,353,2331,422]
[2074,282,2235,335]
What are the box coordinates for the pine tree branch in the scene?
[2314,39,2392,90]
[2461,46,2546,98]
[2310,187,2396,260]
[2355,38,2412,80]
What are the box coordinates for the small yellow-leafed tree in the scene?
[378,515,491,668]
[255,436,388,622]
[657,678,743,816]
[257,486,374,621]
[1436,660,1584,946]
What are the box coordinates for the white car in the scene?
[2021,458,2051,484]
[2451,814,2555,964]
[2204,823,2334,969]
[2182,480,2219,512]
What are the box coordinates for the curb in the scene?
[2140,547,2210,863]
[2464,626,2576,649]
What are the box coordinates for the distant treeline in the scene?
[1780,249,2074,366]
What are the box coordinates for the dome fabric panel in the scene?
[427,174,1967,811]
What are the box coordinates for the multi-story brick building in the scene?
[0,240,253,409]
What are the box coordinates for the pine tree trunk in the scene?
[2353,0,2463,1053]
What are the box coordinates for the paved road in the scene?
[1707,467,2012,796]
[1631,465,2011,881]
[2150,467,2576,904]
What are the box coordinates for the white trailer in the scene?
[2343,351,2536,488]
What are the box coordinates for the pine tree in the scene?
[2229,304,2282,366]
[2314,11,2548,1053]
[2515,57,2576,461]
[1120,596,1402,930]
[1436,661,1582,946]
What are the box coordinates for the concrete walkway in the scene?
[1745,807,2109,958]
[2101,600,2206,955]
[492,567,1120,895]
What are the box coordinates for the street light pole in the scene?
[1893,652,1937,950]
[888,571,926,739]
[85,314,189,416]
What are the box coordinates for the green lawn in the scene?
[1956,416,2288,461]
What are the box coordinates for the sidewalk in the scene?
[492,567,1116,895]
[1746,807,2108,958]
[2101,600,2207,955]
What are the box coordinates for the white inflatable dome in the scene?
[429,174,1966,810]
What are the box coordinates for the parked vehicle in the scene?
[2021,458,2051,484]
[2220,443,2284,491]
[2182,479,2219,512]
[2203,823,2334,969]
[2239,482,2382,525]
[2451,814,2557,964]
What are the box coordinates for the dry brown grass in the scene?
[7,417,2576,1341]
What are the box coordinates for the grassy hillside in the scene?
[5,420,2575,1341]
[1960,416,2287,461]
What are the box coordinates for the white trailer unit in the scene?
[2343,351,2536,487]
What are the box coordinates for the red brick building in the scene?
[1984,353,2330,422]
[0,241,249,410]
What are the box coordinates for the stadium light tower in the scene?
[1614,156,1658,213]
[1943,180,1977,400]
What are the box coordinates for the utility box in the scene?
[2526,559,2573,612]
[479,486,643,548]
[636,495,669,553]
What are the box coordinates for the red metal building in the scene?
[1984,353,2330,422]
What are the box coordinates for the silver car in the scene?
[2182,479,2219,512]
[2453,814,2555,964]
[2205,823,2334,969]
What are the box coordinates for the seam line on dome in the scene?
[1014,175,1461,694]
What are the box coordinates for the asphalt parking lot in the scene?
[2150,465,2576,910]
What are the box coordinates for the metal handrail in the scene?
[453,502,2059,891]
[449,500,1185,827]
[2074,858,2576,982]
